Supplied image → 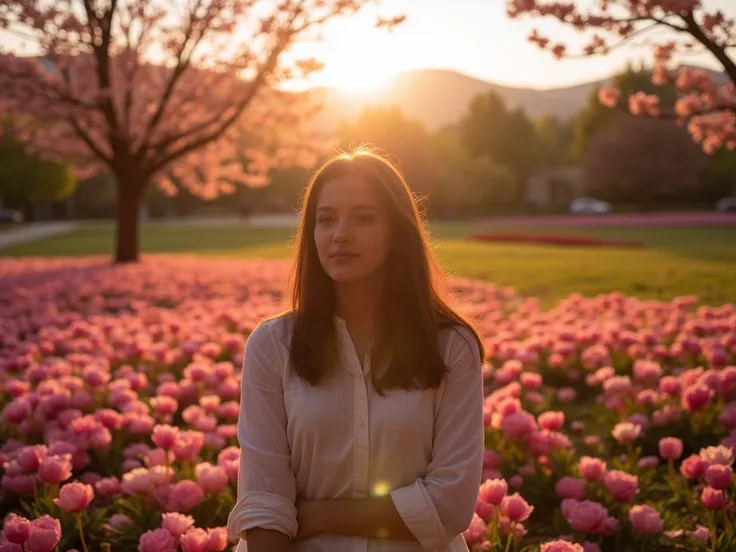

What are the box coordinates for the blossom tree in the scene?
[506,0,736,154]
[0,0,402,262]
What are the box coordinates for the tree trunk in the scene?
[114,180,143,263]
[23,199,35,222]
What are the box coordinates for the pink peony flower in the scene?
[1,474,36,495]
[628,505,664,534]
[121,468,152,495]
[611,422,641,444]
[557,387,576,402]
[165,481,205,513]
[3,513,31,544]
[658,437,683,460]
[461,513,487,544]
[475,496,493,521]
[16,446,47,472]
[152,425,180,450]
[699,445,734,467]
[689,525,710,542]
[26,515,62,552]
[681,384,714,411]
[37,454,73,485]
[704,464,733,490]
[483,450,501,468]
[603,470,639,503]
[500,493,533,522]
[538,411,565,431]
[161,513,195,537]
[659,376,681,396]
[107,514,132,531]
[680,454,708,479]
[508,475,523,489]
[194,463,229,494]
[638,456,659,469]
[206,527,227,551]
[561,499,609,534]
[478,478,507,505]
[94,476,120,498]
[555,477,586,500]
[701,487,726,510]
[500,411,537,441]
[541,541,583,552]
[579,457,606,482]
[138,528,178,552]
[53,482,94,513]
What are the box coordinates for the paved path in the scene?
[0,222,79,249]
[481,212,736,227]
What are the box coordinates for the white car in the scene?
[569,197,613,214]
[715,197,736,213]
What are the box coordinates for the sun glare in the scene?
[317,54,394,94]
[295,10,406,95]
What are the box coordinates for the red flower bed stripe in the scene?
[467,232,645,248]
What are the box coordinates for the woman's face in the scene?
[314,176,392,285]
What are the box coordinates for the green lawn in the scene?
[2,221,735,307]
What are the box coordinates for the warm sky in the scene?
[294,0,735,92]
[1,0,733,91]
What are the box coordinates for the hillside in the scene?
[305,68,607,132]
[305,66,727,132]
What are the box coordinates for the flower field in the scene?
[466,233,644,248]
[0,256,734,552]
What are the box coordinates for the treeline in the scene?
[1,64,735,221]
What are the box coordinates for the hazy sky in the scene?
[1,0,733,91]
[303,0,735,91]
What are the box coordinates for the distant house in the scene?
[524,165,583,207]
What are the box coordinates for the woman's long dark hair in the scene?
[285,146,485,394]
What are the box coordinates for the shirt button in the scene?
[358,466,365,474]
[359,420,365,428]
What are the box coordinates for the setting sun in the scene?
[285,7,410,93]
[316,51,397,93]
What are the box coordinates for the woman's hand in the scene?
[294,498,326,541]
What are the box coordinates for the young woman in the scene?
[226,148,486,552]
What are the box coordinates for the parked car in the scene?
[715,197,736,213]
[569,197,613,214]
[0,208,24,224]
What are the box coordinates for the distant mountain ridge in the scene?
[304,66,727,132]
[16,55,727,133]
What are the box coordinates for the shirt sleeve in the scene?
[226,319,298,543]
[390,325,484,551]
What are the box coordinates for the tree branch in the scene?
[561,22,661,59]
[146,4,308,173]
[68,117,112,165]
[681,12,736,86]
[612,102,736,121]
[137,0,206,152]
[82,0,121,139]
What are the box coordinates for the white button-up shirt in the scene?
[227,313,484,551]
